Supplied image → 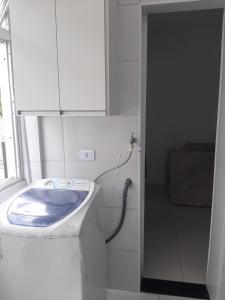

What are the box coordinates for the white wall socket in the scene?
[79,150,95,161]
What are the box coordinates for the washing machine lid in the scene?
[7,188,89,227]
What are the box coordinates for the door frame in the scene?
[138,1,225,299]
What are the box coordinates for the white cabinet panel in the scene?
[9,0,60,113]
[56,0,106,112]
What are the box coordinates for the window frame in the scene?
[0,4,24,191]
[0,0,10,41]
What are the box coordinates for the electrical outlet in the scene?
[79,150,95,161]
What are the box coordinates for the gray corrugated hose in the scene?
[106,178,132,244]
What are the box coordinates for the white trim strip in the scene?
[61,110,106,116]
[17,110,107,117]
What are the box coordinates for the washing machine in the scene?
[0,178,106,300]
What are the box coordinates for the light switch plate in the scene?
[79,150,95,161]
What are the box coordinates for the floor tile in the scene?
[179,248,208,284]
[144,184,211,284]
[107,290,204,300]
[143,243,182,281]
[144,216,177,247]
[107,289,158,300]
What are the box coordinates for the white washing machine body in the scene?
[0,179,106,300]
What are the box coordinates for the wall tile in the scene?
[40,117,64,162]
[118,62,139,115]
[117,5,139,61]
[220,94,225,116]
[207,164,225,295]
[105,207,113,238]
[23,117,41,162]
[23,161,42,182]
[221,271,225,300]
[109,208,139,252]
[62,116,138,163]
[218,19,225,117]
[118,0,140,5]
[65,161,113,180]
[108,250,139,291]
[30,162,42,181]
[22,161,30,182]
[102,162,139,209]
[212,164,225,230]
[43,161,65,178]
[217,115,225,168]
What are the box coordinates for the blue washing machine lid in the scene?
[7,188,89,227]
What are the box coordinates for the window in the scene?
[1,10,9,31]
[0,0,8,30]
[0,2,22,188]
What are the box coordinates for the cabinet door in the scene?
[56,0,106,113]
[10,0,60,113]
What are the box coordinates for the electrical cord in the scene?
[106,178,132,244]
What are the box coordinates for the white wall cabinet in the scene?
[10,0,60,114]
[9,0,115,116]
[56,0,106,115]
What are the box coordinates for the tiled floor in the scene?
[107,290,204,300]
[143,184,211,284]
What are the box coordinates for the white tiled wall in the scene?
[39,116,140,291]
[41,117,64,162]
[118,62,139,115]
[62,117,138,162]
[21,117,43,182]
[221,271,225,300]
[118,0,140,5]
[115,0,225,297]
[117,2,140,116]
[23,1,141,292]
[117,4,139,62]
